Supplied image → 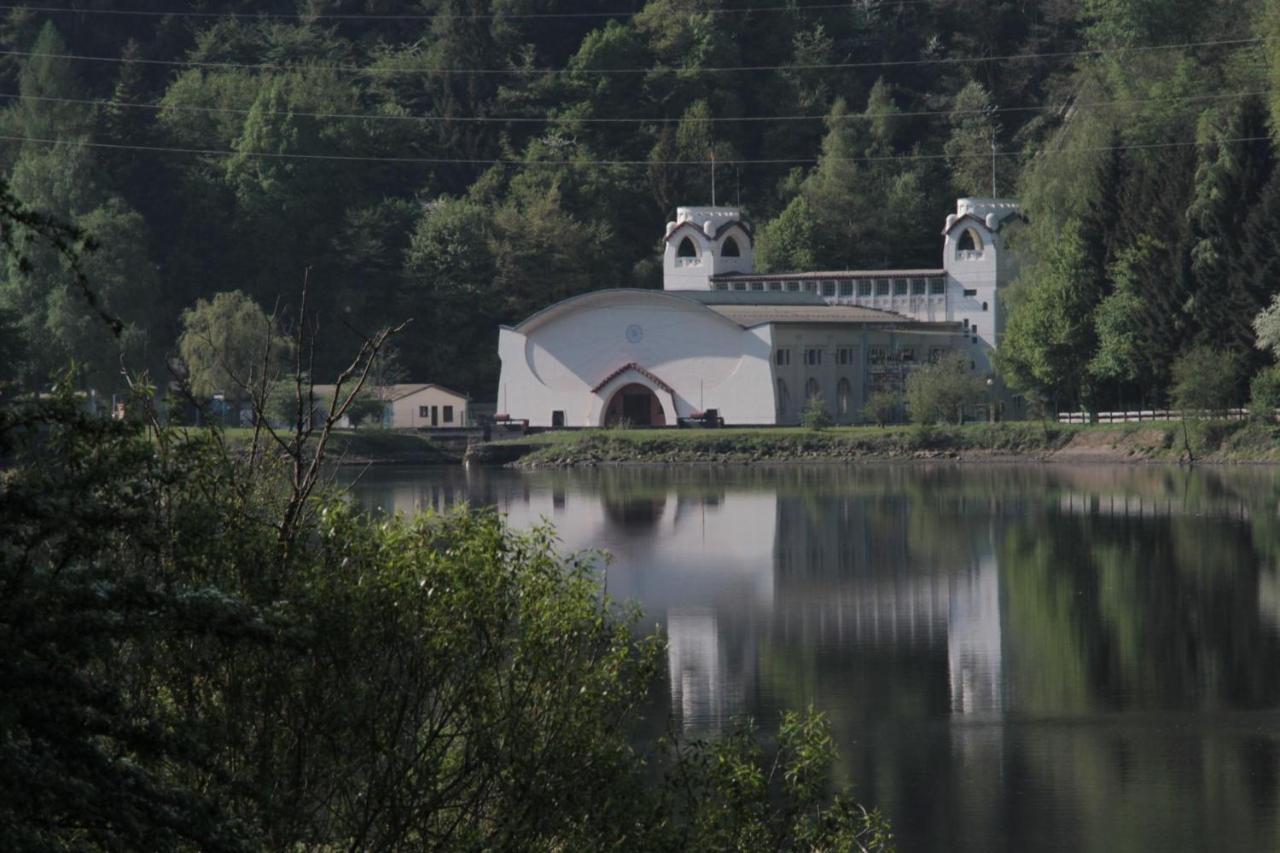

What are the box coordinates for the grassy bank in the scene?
[494,419,1280,468]
[214,427,458,464]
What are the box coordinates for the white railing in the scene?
[1057,408,1250,424]
[674,257,703,268]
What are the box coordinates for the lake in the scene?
[346,463,1280,852]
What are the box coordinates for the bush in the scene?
[1170,346,1238,417]
[905,353,987,425]
[1250,365,1280,419]
[801,392,834,430]
[1,388,894,852]
[863,390,901,427]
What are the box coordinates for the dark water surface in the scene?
[345,463,1280,852]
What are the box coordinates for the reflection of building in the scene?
[496,199,1020,426]
[667,608,755,731]
[771,493,1005,715]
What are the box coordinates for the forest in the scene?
[0,0,1277,409]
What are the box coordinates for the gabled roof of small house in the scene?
[311,382,470,402]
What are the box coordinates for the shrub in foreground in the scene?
[0,391,893,852]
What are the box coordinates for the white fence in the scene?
[1058,408,1250,424]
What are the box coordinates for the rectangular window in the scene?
[929,277,945,295]
[858,280,873,297]
[805,348,822,366]
[837,347,854,365]
[963,318,969,329]
[419,406,429,418]
[769,281,783,291]
[893,278,909,296]
[775,348,791,366]
[875,279,890,296]
[868,347,886,365]
[786,282,800,292]
[911,278,926,295]
[751,281,764,291]
[963,288,978,297]
[929,347,945,364]
[822,280,836,297]
[443,405,454,423]
[712,281,727,291]
[804,281,818,293]
[839,280,853,297]
[899,348,915,364]
[733,281,747,291]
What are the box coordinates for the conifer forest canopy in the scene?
[1,0,1278,409]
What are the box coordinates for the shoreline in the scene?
[466,420,1280,469]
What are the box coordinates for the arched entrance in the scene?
[603,383,667,427]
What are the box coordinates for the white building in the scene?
[496,198,1021,427]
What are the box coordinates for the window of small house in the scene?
[419,406,430,418]
[443,405,454,423]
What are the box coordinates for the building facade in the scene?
[496,198,1021,427]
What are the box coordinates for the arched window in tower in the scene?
[722,236,741,257]
[677,236,698,258]
[956,227,984,257]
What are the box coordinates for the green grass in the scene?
[180,426,458,464]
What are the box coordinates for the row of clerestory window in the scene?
[714,277,946,294]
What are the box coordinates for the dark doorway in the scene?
[604,383,666,427]
[552,410,565,428]
[431,405,438,426]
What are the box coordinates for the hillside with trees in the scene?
[0,0,1277,409]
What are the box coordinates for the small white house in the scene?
[313,383,470,429]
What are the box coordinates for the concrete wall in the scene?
[769,324,975,424]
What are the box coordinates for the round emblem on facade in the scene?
[625,323,644,343]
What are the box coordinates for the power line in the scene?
[0,36,1260,76]
[0,131,1269,167]
[0,1,923,21]
[0,88,1268,125]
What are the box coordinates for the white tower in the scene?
[662,206,754,291]
[943,198,1021,351]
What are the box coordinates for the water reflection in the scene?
[347,464,1280,853]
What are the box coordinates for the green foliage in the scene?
[800,391,833,430]
[1250,365,1280,414]
[177,291,290,402]
[1170,345,1239,415]
[863,390,901,427]
[905,354,987,425]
